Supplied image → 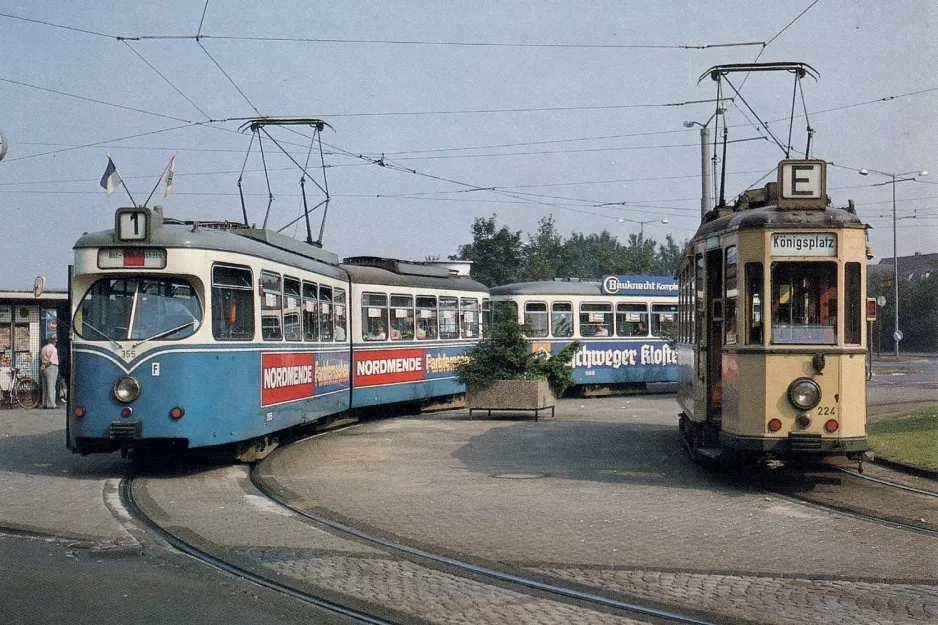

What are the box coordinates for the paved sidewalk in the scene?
[0,406,132,544]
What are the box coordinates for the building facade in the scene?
[0,291,69,389]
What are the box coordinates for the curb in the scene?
[872,456,938,481]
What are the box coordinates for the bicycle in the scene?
[0,366,41,410]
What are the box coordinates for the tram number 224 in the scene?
[816,406,836,416]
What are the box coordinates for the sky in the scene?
[2,1,936,290]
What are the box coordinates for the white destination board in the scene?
[771,233,837,256]
[780,162,823,199]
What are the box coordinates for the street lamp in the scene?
[684,105,728,221]
[858,166,928,358]
[617,217,669,239]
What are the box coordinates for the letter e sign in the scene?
[777,159,826,209]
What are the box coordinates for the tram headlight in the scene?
[113,376,141,403]
[787,378,821,411]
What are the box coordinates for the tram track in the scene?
[249,466,724,625]
[760,462,938,539]
[835,466,938,499]
[120,463,725,625]
[118,477,397,625]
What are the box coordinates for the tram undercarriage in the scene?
[680,412,869,471]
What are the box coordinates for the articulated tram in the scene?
[67,206,487,459]
[676,159,870,468]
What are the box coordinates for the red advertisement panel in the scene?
[261,352,315,407]
[354,349,425,387]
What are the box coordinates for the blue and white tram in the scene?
[343,257,487,408]
[67,206,487,459]
[489,276,678,389]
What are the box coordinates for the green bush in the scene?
[455,321,582,396]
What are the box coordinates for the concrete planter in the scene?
[466,379,555,421]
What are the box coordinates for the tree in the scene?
[454,320,582,396]
[453,215,524,287]
[453,216,687,284]
[651,235,683,276]
[523,216,565,280]
[562,231,622,279]
[900,270,938,352]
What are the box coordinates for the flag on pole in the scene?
[100,155,121,196]
[164,153,176,197]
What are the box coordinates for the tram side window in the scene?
[745,263,764,345]
[212,265,254,340]
[283,277,302,342]
[616,303,647,337]
[652,304,678,340]
[334,288,347,341]
[319,286,334,342]
[302,282,318,341]
[551,302,573,337]
[260,271,283,341]
[725,246,738,345]
[771,262,837,345]
[695,254,704,345]
[439,296,459,339]
[481,299,491,337]
[493,300,518,324]
[390,294,414,340]
[580,302,612,337]
[416,295,438,340]
[524,302,549,337]
[362,293,388,341]
[845,262,861,345]
[461,298,479,338]
[677,270,684,342]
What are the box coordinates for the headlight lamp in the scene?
[787,377,821,411]
[113,376,141,403]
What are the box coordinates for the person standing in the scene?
[40,335,59,409]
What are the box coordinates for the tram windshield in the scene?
[770,262,837,345]
[75,277,202,343]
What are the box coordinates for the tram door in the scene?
[706,249,724,421]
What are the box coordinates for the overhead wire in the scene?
[373,136,768,162]
[0,12,116,39]
[121,40,213,120]
[196,0,211,38]
[766,0,821,47]
[1,123,201,163]
[3,6,930,241]
[0,77,192,123]
[218,97,729,119]
[197,40,262,116]
[204,35,763,50]
[0,12,764,51]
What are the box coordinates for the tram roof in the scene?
[693,205,867,239]
[74,220,346,279]
[340,262,489,292]
[490,281,605,296]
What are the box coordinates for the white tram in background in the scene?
[676,159,870,468]
[68,206,487,459]
[490,276,678,389]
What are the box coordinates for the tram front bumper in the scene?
[721,432,868,455]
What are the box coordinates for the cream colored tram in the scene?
[676,159,869,468]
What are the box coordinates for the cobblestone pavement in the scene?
[263,393,938,624]
[532,568,938,625]
[137,465,658,625]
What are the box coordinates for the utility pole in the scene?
[699,125,711,219]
